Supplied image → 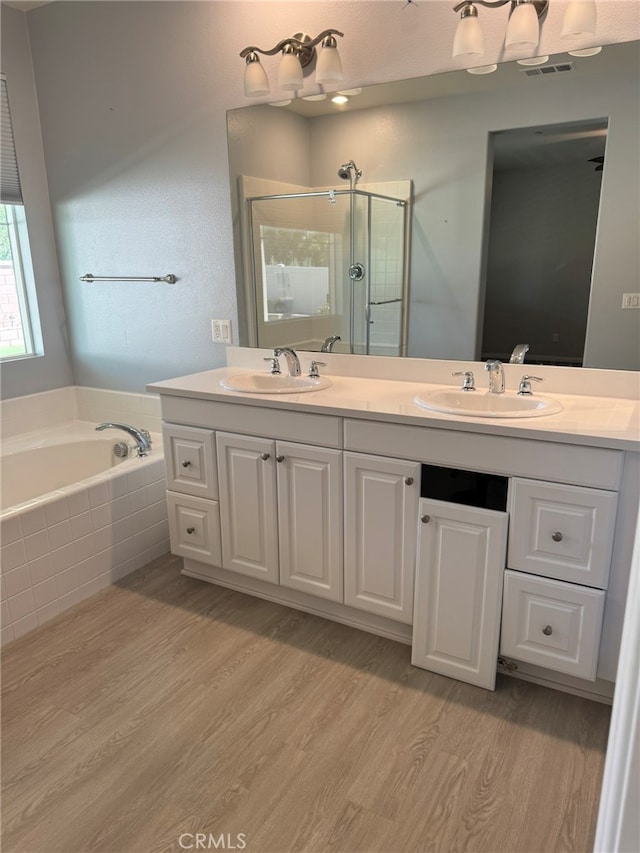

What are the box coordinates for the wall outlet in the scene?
[212,319,232,343]
[621,293,640,309]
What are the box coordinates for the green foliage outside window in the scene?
[0,205,12,262]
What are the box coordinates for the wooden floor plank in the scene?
[1,553,610,853]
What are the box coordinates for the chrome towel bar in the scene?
[80,273,177,284]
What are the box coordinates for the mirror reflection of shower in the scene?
[244,176,411,356]
[337,160,362,190]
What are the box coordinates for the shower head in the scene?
[337,160,363,187]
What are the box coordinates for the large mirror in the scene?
[227,40,639,370]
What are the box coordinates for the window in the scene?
[1,74,39,361]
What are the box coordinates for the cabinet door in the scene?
[216,432,278,583]
[508,478,617,589]
[276,442,343,602]
[501,570,605,681]
[163,424,217,499]
[166,491,222,567]
[412,498,508,690]
[344,452,420,623]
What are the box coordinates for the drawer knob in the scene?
[186,527,196,535]
[421,514,431,524]
[551,531,563,542]
[260,452,270,461]
[542,625,553,636]
[405,477,414,486]
[181,460,191,468]
[276,455,285,463]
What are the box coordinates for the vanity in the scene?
[148,348,639,701]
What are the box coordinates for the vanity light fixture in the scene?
[452,0,598,60]
[240,29,344,97]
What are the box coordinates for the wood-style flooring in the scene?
[1,553,610,853]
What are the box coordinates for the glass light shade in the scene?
[243,56,270,97]
[517,55,550,65]
[316,42,343,84]
[278,51,303,91]
[467,64,498,74]
[568,46,602,56]
[561,0,597,37]
[453,15,484,58]
[505,2,539,50]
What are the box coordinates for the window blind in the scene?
[1,75,23,205]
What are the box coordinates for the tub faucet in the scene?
[273,347,301,376]
[96,422,152,457]
[321,335,341,353]
[509,343,529,364]
[485,360,505,394]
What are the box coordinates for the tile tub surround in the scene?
[0,386,167,645]
[0,385,163,440]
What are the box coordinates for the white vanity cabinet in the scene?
[344,452,420,624]
[499,477,618,681]
[216,432,343,600]
[412,499,509,690]
[151,367,637,704]
[164,424,223,567]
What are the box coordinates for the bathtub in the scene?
[0,421,169,644]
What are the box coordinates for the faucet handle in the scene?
[518,374,543,396]
[308,361,327,378]
[452,370,476,391]
[264,357,282,375]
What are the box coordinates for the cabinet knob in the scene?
[542,625,553,636]
[186,527,195,535]
[551,531,563,542]
[181,460,191,468]
[405,477,414,486]
[260,452,270,461]
[421,514,431,524]
[276,455,285,463]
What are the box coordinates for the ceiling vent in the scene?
[521,62,574,77]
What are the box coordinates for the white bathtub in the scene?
[0,421,169,644]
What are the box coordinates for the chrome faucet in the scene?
[509,344,530,364]
[321,335,341,353]
[485,360,505,394]
[273,347,301,377]
[96,422,152,457]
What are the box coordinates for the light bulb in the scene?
[453,5,484,58]
[278,46,303,91]
[562,0,597,37]
[243,53,270,97]
[505,2,539,50]
[316,35,343,84]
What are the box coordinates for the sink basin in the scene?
[221,373,331,394]
[414,389,563,418]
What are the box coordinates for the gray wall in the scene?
[0,6,73,398]
[5,1,639,396]
[307,59,639,368]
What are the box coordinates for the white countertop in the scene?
[148,367,640,452]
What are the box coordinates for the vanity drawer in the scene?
[500,570,605,681]
[167,491,222,567]
[163,424,217,499]
[507,478,617,588]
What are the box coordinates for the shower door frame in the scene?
[244,187,411,355]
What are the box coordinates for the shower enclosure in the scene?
[243,180,411,355]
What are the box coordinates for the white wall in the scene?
[0,6,73,398]
[16,1,640,393]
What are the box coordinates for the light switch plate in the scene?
[621,293,640,309]
[212,319,232,343]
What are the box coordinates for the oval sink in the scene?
[414,389,563,418]
[221,373,331,394]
